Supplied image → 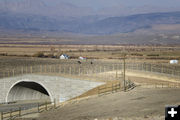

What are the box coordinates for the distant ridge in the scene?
[1,11,180,34]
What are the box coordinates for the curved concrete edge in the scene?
[0,74,105,103]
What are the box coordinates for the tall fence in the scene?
[0,61,180,81]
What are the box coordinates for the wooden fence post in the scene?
[98,87,100,96]
[10,109,12,119]
[54,99,56,109]
[116,69,118,80]
[45,101,48,111]
[1,112,3,120]
[38,103,40,113]
[19,107,21,117]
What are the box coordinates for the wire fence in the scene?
[0,61,179,81]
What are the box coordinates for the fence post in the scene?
[79,66,80,76]
[98,87,100,96]
[12,69,14,77]
[2,71,5,78]
[10,109,12,119]
[45,101,48,111]
[40,65,42,73]
[136,63,138,70]
[38,103,40,113]
[21,67,23,75]
[54,65,56,73]
[54,99,56,109]
[116,69,118,80]
[1,112,3,120]
[162,65,164,74]
[69,66,72,75]
[59,65,61,74]
[26,66,28,74]
[19,107,21,117]
[112,83,114,93]
[30,66,32,73]
[8,71,10,77]
[50,65,52,73]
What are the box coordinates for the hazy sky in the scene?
[3,0,180,17]
[55,0,180,10]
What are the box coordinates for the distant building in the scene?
[170,60,178,64]
[79,56,86,60]
[60,54,69,59]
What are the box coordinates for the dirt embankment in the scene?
[16,87,180,120]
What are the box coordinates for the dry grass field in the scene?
[0,44,180,62]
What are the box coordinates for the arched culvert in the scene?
[7,81,51,102]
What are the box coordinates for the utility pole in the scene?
[123,54,126,91]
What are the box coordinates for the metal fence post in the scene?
[12,69,14,77]
[21,67,23,75]
[30,66,32,73]
[70,66,72,75]
[79,66,80,76]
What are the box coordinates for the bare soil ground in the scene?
[17,87,180,120]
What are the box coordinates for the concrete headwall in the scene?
[0,74,104,103]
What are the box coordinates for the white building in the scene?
[79,56,86,60]
[170,60,178,64]
[60,54,69,59]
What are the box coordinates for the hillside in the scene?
[1,11,180,35]
[78,11,180,34]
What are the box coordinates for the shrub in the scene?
[33,52,44,57]
[147,54,159,56]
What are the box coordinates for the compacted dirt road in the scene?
[21,87,180,120]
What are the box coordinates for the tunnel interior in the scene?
[7,81,51,102]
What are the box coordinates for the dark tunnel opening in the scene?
[7,81,51,102]
[16,82,49,95]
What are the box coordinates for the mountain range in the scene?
[1,10,180,35]
[1,0,180,35]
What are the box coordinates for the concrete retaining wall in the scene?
[0,74,104,103]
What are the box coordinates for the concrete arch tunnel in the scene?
[0,74,104,103]
[6,81,52,102]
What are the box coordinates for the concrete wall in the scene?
[0,74,104,103]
